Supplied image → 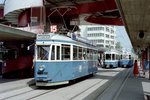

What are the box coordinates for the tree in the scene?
[115,42,123,51]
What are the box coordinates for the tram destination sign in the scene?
[37,34,53,40]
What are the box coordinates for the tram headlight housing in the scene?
[138,30,144,38]
[38,65,45,72]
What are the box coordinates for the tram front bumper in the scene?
[36,81,69,86]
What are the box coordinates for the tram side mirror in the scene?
[27,43,35,50]
[27,46,30,50]
[138,31,144,38]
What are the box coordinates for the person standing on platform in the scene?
[133,60,139,78]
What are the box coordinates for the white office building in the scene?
[80,25,116,50]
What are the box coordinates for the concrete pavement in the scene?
[0,66,149,100]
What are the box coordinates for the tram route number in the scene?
[50,25,57,33]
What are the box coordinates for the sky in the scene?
[0,0,4,4]
[115,26,133,52]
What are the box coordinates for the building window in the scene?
[111,36,114,39]
[106,40,109,44]
[105,45,109,48]
[97,44,104,47]
[111,41,114,44]
[106,27,109,32]
[111,29,114,33]
[88,27,104,31]
[106,34,109,38]
[99,27,104,31]
[98,39,104,43]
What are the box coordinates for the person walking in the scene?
[133,60,139,78]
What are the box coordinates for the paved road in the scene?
[0,68,124,100]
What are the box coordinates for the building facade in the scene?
[80,25,116,50]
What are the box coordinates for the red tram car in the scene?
[0,42,34,78]
[2,55,33,78]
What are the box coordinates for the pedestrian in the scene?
[133,60,139,78]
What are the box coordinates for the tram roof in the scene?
[37,33,73,42]
[0,24,36,41]
[105,50,120,54]
[36,33,96,47]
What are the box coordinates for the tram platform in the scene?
[111,72,150,100]
[96,63,150,100]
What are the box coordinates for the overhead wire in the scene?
[48,7,74,32]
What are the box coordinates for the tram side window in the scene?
[78,47,82,60]
[51,45,55,60]
[56,46,60,60]
[93,50,98,60]
[73,46,78,60]
[116,55,120,60]
[87,49,90,60]
[83,48,87,60]
[121,55,123,59]
[62,44,70,60]
[124,55,126,59]
[90,49,93,60]
[37,45,50,60]
[0,52,6,60]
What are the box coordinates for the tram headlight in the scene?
[38,65,45,72]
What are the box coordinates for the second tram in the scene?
[104,50,120,68]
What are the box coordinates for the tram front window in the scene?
[112,54,115,60]
[37,45,50,60]
[106,54,111,60]
[129,55,131,59]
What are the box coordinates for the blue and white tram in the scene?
[104,51,120,68]
[120,53,134,68]
[34,33,98,86]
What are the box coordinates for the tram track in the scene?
[0,85,36,99]
[113,68,132,100]
[96,68,132,100]
[69,78,107,100]
[0,85,55,100]
[0,68,125,100]
[0,86,36,100]
[27,89,54,100]
[30,68,124,100]
[71,68,125,100]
